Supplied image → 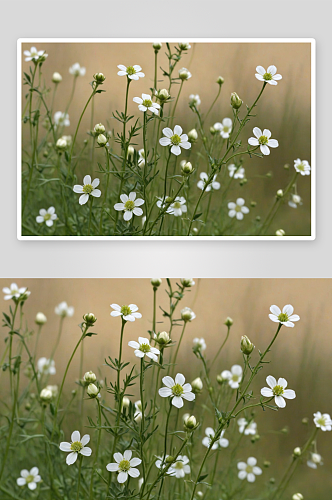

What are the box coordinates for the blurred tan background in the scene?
[21,42,312,235]
[1,278,330,494]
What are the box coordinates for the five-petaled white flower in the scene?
[307,452,323,469]
[158,373,195,409]
[228,164,245,179]
[221,365,243,389]
[294,158,311,176]
[55,301,74,317]
[69,63,86,77]
[114,192,144,221]
[60,430,92,465]
[237,457,262,482]
[189,94,201,106]
[133,93,160,115]
[214,118,233,139]
[169,197,187,217]
[255,65,282,85]
[193,338,206,352]
[288,194,302,209]
[248,127,278,155]
[202,427,218,450]
[159,126,191,156]
[261,376,296,408]
[313,411,332,431]
[106,450,141,483]
[128,337,160,361]
[269,304,300,327]
[168,456,191,478]
[73,175,101,205]
[228,198,249,220]
[16,467,41,490]
[36,207,57,227]
[54,111,70,128]
[197,172,220,192]
[37,357,56,376]
[237,418,257,436]
[110,304,142,322]
[3,283,27,300]
[117,65,145,80]
[24,47,47,62]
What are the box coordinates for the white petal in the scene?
[172,396,184,408]
[114,203,125,211]
[260,144,270,155]
[79,193,89,205]
[129,192,136,201]
[92,178,100,188]
[182,391,195,401]
[66,452,78,465]
[253,127,262,138]
[266,376,276,389]
[83,175,91,185]
[248,137,259,146]
[128,467,140,478]
[282,304,294,316]
[60,442,71,452]
[106,463,119,472]
[275,396,286,408]
[128,341,140,349]
[91,189,101,198]
[120,194,129,203]
[117,471,128,483]
[247,457,257,466]
[171,145,181,156]
[175,373,185,385]
[124,450,132,461]
[174,125,183,136]
[73,185,84,193]
[159,137,171,146]
[256,66,265,75]
[267,65,277,75]
[261,387,273,397]
[270,305,281,315]
[71,431,80,442]
[114,453,123,463]
[162,376,175,388]
[81,446,92,456]
[267,139,278,148]
[162,127,173,138]
[133,97,143,104]
[283,389,296,400]
[159,387,172,397]
[123,211,133,221]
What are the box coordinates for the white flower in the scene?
[138,149,145,167]
[37,357,56,376]
[197,172,220,191]
[117,64,145,80]
[214,118,232,139]
[69,63,86,77]
[193,338,206,352]
[228,198,249,220]
[260,376,296,408]
[55,301,74,317]
[36,207,57,227]
[3,283,27,300]
[60,430,92,465]
[169,197,187,217]
[158,373,195,409]
[169,455,191,478]
[237,457,262,482]
[294,158,311,176]
[73,175,101,205]
[228,164,245,179]
[255,65,282,85]
[313,411,332,431]
[307,452,323,469]
[133,93,160,115]
[269,304,300,327]
[24,47,47,62]
[221,365,243,389]
[156,196,172,214]
[16,467,41,490]
[159,126,191,156]
[106,450,141,483]
[54,111,70,128]
[237,418,257,436]
[179,68,192,80]
[202,427,218,450]
[179,42,191,51]
[155,455,173,473]
[134,400,143,422]
[189,94,201,106]
[114,192,144,221]
[110,304,142,322]
[219,430,229,448]
[181,278,195,287]
[128,337,160,361]
[248,127,279,155]
[288,194,302,209]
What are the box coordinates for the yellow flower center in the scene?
[297,163,305,171]
[119,459,131,472]
[139,343,151,353]
[126,66,135,75]
[259,135,269,145]
[174,461,184,470]
[171,134,181,146]
[272,385,284,397]
[124,200,135,211]
[44,213,51,221]
[235,205,242,213]
[223,126,229,132]
[71,441,83,452]
[317,417,326,426]
[172,383,184,397]
[246,465,254,473]
[263,72,273,81]
[142,99,152,108]
[83,184,94,194]
[278,313,289,322]
[173,202,182,209]
[121,305,132,316]
[26,474,34,484]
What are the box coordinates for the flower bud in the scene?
[184,415,197,430]
[275,229,285,236]
[263,461,271,468]
[216,76,224,85]
[178,43,191,51]
[191,377,203,393]
[127,145,135,158]
[72,389,77,396]
[276,189,283,198]
[266,172,272,178]
[156,88,170,102]
[179,67,192,81]
[35,312,47,325]
[153,42,162,51]
[181,161,193,175]
[284,163,290,170]
[251,434,260,443]
[180,278,195,288]
[83,371,97,384]
[52,72,62,83]
[151,278,162,287]
[97,134,108,147]
[94,123,105,134]
[19,291,31,302]
[250,201,257,207]
[188,129,198,143]
[230,92,242,110]
[87,383,99,398]
[25,402,31,411]
[302,417,309,425]
[292,494,304,500]
[293,447,301,457]
[122,396,130,409]
[40,388,53,403]
[181,307,196,322]
[216,374,223,385]
[269,478,275,484]
[165,455,174,463]
[256,216,261,222]
[240,335,254,355]
[155,331,170,345]
[56,138,67,151]
[83,313,97,326]
[93,72,106,83]
[197,492,203,498]
[46,385,58,398]
[224,317,233,327]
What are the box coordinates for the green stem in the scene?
[210,325,231,369]
[69,85,98,164]
[88,198,93,236]
[169,81,184,127]
[89,400,102,499]
[154,51,158,91]
[163,150,172,203]
[99,148,110,235]
[170,322,186,376]
[76,455,83,500]
[50,316,64,362]
[139,358,146,498]
[203,85,222,125]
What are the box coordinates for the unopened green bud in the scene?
[165,196,173,204]
[230,92,242,109]
[293,447,301,457]
[83,371,97,384]
[216,374,223,385]
[184,415,197,430]
[35,312,47,325]
[276,229,285,236]
[281,427,289,434]
[292,494,304,500]
[40,388,53,403]
[302,417,309,425]
[97,134,108,147]
[93,72,106,83]
[269,478,275,484]
[156,331,170,345]
[216,76,224,85]
[191,377,203,393]
[181,161,193,175]
[250,201,257,207]
[181,307,196,322]
[52,72,62,83]
[181,278,195,288]
[266,172,272,178]
[263,461,271,468]
[83,313,97,326]
[56,138,67,151]
[157,88,170,101]
[224,317,233,327]
[240,335,254,355]
[122,396,130,409]
[87,383,99,398]
[251,434,260,443]
[178,43,191,51]
[25,402,31,411]
[256,216,261,222]
[151,278,162,287]
[153,42,162,51]
[188,129,198,143]
[94,123,105,134]
[166,455,174,463]
[276,189,283,198]
[179,67,192,81]
[127,145,135,158]
[210,126,217,135]
[284,163,290,170]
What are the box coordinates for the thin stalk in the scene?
[169,81,184,127]
[88,198,93,236]
[163,150,172,203]
[76,455,83,500]
[89,400,102,499]
[210,325,231,369]
[170,322,186,376]
[139,358,146,498]
[203,85,222,125]
[50,316,64,362]
[99,148,110,235]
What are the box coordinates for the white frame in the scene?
[17,38,316,241]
